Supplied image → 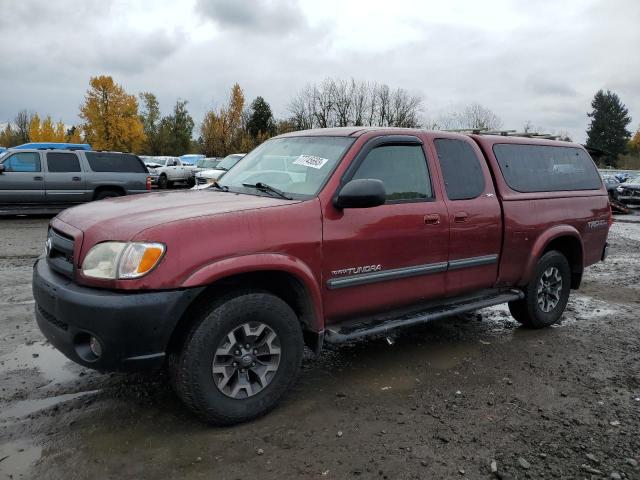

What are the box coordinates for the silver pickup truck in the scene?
[0,149,150,214]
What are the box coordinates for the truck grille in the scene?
[196,177,209,185]
[46,228,75,279]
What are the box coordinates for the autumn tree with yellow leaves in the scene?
[80,76,145,152]
[28,113,67,142]
[201,83,252,157]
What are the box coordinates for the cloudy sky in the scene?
[0,0,637,142]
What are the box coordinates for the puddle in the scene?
[0,390,100,423]
[0,441,42,478]
[0,341,79,385]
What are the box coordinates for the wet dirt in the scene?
[0,215,639,480]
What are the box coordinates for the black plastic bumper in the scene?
[32,258,204,371]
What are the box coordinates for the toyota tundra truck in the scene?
[32,127,610,425]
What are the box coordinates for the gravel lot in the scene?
[0,214,639,480]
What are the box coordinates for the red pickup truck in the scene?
[33,127,610,425]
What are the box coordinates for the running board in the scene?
[324,289,524,344]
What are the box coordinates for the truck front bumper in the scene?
[32,258,204,371]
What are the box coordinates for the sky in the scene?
[0,0,638,143]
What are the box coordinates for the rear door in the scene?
[430,136,502,296]
[44,151,88,203]
[0,151,45,203]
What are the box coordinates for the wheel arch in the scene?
[167,256,324,354]
[93,185,126,199]
[524,226,584,289]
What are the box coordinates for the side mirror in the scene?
[334,178,386,209]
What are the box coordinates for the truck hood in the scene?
[196,168,226,179]
[56,190,296,240]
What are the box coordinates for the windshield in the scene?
[197,159,220,169]
[143,158,167,166]
[218,136,355,198]
[629,174,640,184]
[217,154,244,171]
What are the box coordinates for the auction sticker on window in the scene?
[293,154,329,169]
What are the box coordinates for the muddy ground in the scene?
[0,215,639,480]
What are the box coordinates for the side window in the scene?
[352,145,432,202]
[2,152,41,172]
[434,139,485,200]
[46,152,81,172]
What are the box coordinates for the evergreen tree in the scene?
[139,92,162,155]
[159,100,194,156]
[247,96,275,138]
[586,90,632,166]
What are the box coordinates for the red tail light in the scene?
[146,176,151,191]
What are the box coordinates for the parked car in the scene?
[602,175,620,200]
[193,153,245,188]
[179,154,205,166]
[193,157,221,174]
[33,128,609,425]
[13,142,92,151]
[616,174,640,205]
[0,149,150,214]
[141,156,194,188]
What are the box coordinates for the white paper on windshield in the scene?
[293,155,329,169]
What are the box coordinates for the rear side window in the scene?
[434,139,485,200]
[352,145,432,201]
[493,144,602,192]
[46,152,81,172]
[2,152,41,172]
[85,152,147,173]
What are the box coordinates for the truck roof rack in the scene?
[446,128,561,140]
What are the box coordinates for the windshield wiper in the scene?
[242,182,292,200]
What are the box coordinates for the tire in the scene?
[170,291,304,425]
[186,176,196,188]
[508,250,571,328]
[94,189,123,201]
[158,174,168,189]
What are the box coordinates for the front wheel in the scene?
[170,291,304,425]
[158,174,168,189]
[508,250,571,328]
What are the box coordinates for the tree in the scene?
[14,110,32,144]
[288,78,423,129]
[29,113,42,141]
[79,75,145,152]
[246,96,275,138]
[159,100,194,156]
[201,83,247,157]
[66,126,82,143]
[0,124,20,147]
[139,92,162,155]
[586,90,632,166]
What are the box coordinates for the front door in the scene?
[44,151,87,203]
[322,135,450,323]
[0,151,45,204]
[430,136,502,296]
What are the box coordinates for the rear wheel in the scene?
[508,250,571,328]
[94,189,123,200]
[170,291,304,425]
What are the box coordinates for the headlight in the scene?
[81,242,165,280]
[616,186,624,192]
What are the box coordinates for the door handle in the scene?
[34,176,43,181]
[454,212,469,222]
[72,176,81,181]
[424,214,441,225]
